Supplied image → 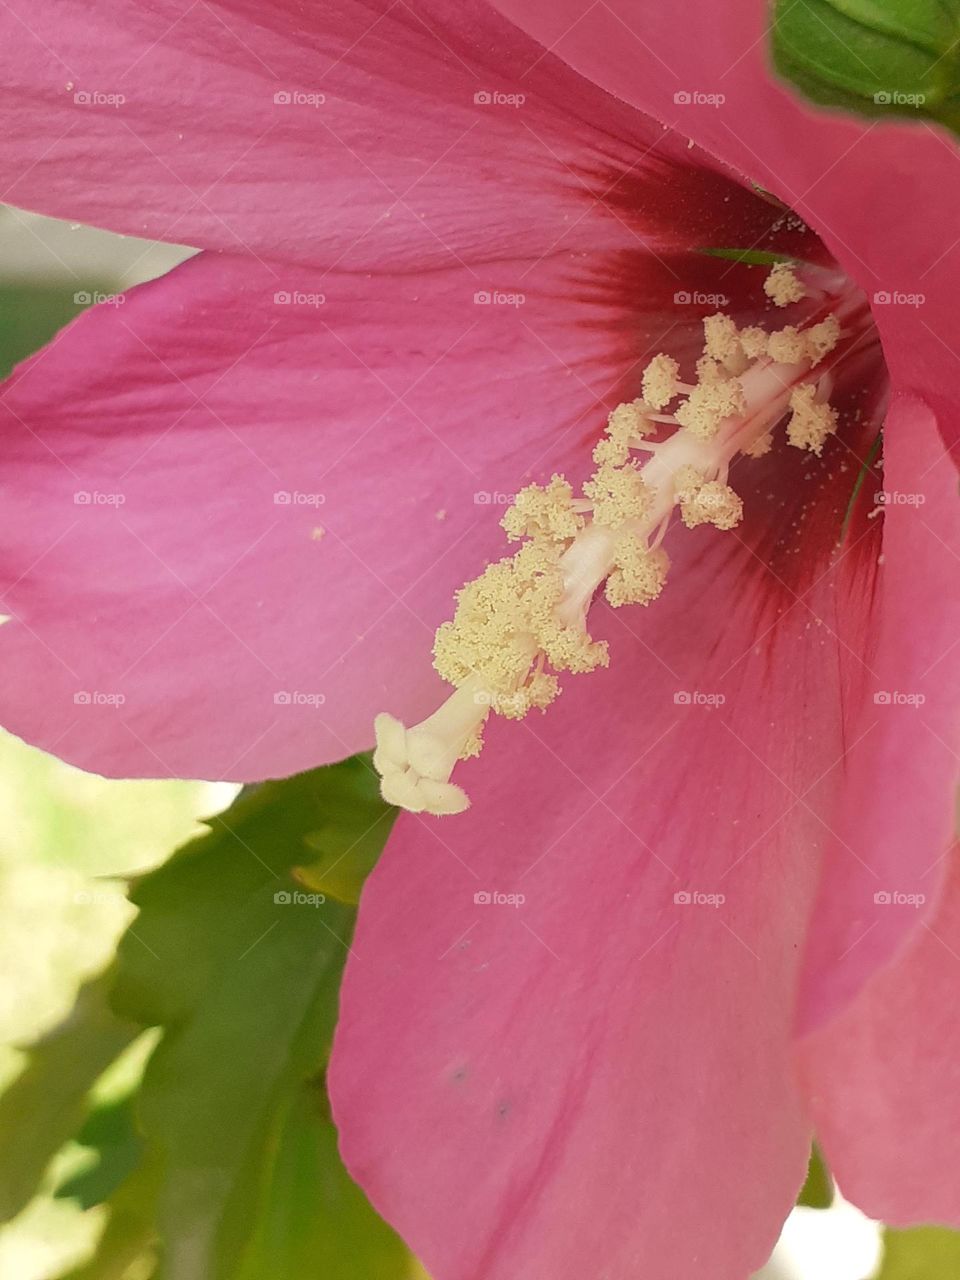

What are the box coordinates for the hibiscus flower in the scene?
[0,1,958,1278]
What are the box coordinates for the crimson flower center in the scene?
[373,263,879,815]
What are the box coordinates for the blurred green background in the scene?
[0,732,234,1276]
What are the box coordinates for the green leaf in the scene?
[234,1082,415,1280]
[771,0,960,134]
[0,284,93,378]
[106,756,406,1280]
[0,979,138,1222]
[797,1144,834,1208]
[297,773,396,905]
[840,429,884,545]
[877,1226,960,1277]
[697,247,798,266]
[56,1157,162,1280]
[55,1091,145,1210]
[5,756,410,1280]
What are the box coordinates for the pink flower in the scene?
[0,1,957,1277]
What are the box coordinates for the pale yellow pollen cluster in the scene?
[642,353,681,409]
[373,262,850,816]
[742,431,774,458]
[764,261,806,307]
[605,536,669,608]
[673,464,705,499]
[805,314,841,365]
[594,398,653,466]
[766,324,806,363]
[538,617,609,676]
[787,382,839,455]
[735,313,840,368]
[695,354,728,383]
[583,461,652,528]
[739,326,769,359]
[674,465,744,531]
[608,398,654,441]
[674,375,746,439]
[501,473,583,543]
[703,312,746,370]
[434,542,569,705]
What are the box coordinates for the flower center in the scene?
[374,264,873,815]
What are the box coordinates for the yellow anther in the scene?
[679,478,744,531]
[703,313,746,371]
[675,376,746,439]
[501,474,583,543]
[742,430,773,458]
[805,314,841,365]
[767,325,806,363]
[695,354,730,385]
[787,383,839,455]
[594,399,653,466]
[538,619,609,675]
[739,326,769,359]
[583,461,652,528]
[642,354,680,409]
[607,398,654,442]
[673,464,706,501]
[764,261,805,307]
[605,536,670,607]
[593,436,629,467]
[483,671,561,720]
[432,542,564,696]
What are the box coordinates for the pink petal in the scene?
[0,140,766,781]
[492,0,960,410]
[481,0,960,1025]
[0,0,711,269]
[794,398,960,1222]
[330,403,889,1278]
[1,56,812,782]
[0,260,557,777]
[798,395,960,1031]
[799,852,960,1223]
